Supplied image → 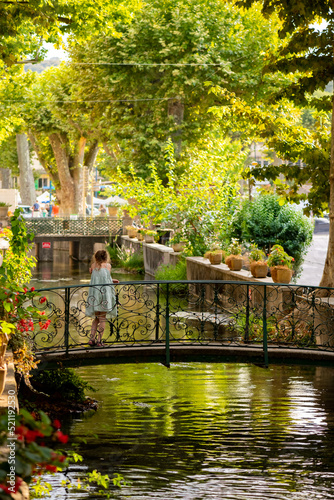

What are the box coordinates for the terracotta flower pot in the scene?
[108,206,118,216]
[209,252,222,265]
[270,266,278,282]
[227,255,243,271]
[137,233,144,241]
[144,235,155,243]
[127,227,137,238]
[250,261,268,278]
[276,266,293,284]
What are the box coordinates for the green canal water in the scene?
[31,258,334,499]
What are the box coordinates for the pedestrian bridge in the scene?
[25,216,123,261]
[30,280,334,369]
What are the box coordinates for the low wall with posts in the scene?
[186,256,293,317]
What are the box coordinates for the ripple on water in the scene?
[43,363,334,500]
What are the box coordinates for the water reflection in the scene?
[31,250,143,288]
[31,256,334,499]
[46,363,334,500]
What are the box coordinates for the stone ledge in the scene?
[186,256,274,283]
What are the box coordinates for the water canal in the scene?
[31,256,334,499]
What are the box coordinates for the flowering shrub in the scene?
[0,210,51,378]
[0,410,69,499]
[267,245,294,269]
[228,238,242,255]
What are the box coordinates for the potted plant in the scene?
[267,244,294,283]
[225,238,243,271]
[107,201,122,216]
[125,225,138,238]
[136,228,144,241]
[249,244,268,278]
[0,202,10,217]
[143,229,157,243]
[170,232,187,252]
[204,241,223,265]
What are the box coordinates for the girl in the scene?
[86,249,119,347]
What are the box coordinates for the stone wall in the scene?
[121,235,183,276]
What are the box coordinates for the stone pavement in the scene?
[296,233,329,286]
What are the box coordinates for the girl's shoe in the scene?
[96,342,105,347]
[88,339,96,346]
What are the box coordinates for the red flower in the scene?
[40,297,47,303]
[55,431,69,444]
[45,464,58,473]
[53,419,61,429]
[25,429,45,443]
[30,287,35,292]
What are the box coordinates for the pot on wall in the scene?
[127,227,137,238]
[172,242,187,252]
[226,255,243,271]
[108,206,118,216]
[250,261,268,278]
[271,266,293,284]
[209,252,222,265]
[144,235,155,243]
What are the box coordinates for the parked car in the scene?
[18,205,33,218]
[86,206,100,217]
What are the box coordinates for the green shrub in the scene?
[106,244,119,266]
[155,259,187,294]
[231,194,313,271]
[31,368,96,403]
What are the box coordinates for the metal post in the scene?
[64,287,70,355]
[165,282,170,367]
[155,283,160,341]
[245,284,250,343]
[263,285,268,367]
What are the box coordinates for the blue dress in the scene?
[86,267,117,318]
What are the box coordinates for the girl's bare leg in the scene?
[97,312,107,344]
[89,316,99,344]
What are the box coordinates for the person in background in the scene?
[99,204,107,216]
[52,204,60,217]
[31,201,40,218]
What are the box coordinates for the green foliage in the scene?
[106,244,144,273]
[31,368,96,403]
[155,259,187,281]
[69,0,282,177]
[267,244,294,269]
[228,238,242,256]
[231,194,313,270]
[249,244,266,262]
[155,259,188,294]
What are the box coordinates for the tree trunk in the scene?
[319,88,334,290]
[16,133,35,205]
[72,136,87,216]
[168,98,184,157]
[49,133,75,215]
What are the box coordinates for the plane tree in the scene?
[235,0,334,288]
[68,0,286,180]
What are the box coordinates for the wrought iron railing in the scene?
[28,280,334,366]
[25,217,122,236]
